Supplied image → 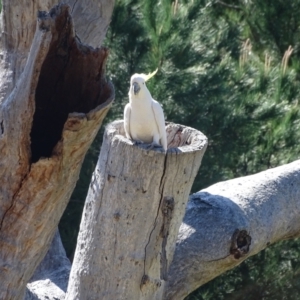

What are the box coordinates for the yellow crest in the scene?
[142,69,158,82]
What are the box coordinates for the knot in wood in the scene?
[162,196,175,216]
[113,212,121,221]
[230,229,251,259]
[160,197,174,238]
[141,274,150,286]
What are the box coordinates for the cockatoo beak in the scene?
[133,82,140,95]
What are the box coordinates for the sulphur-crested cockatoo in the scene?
[124,69,167,151]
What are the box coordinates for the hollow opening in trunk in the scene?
[30,5,111,163]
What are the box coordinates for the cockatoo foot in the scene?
[133,140,144,145]
[146,143,163,150]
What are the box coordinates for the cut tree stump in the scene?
[66,120,208,300]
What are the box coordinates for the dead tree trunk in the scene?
[27,159,300,300]
[164,160,300,299]
[25,231,71,300]
[2,1,300,300]
[65,120,208,299]
[0,2,114,299]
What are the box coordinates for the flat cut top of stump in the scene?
[108,120,208,154]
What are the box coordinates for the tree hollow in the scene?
[0,4,114,299]
[30,5,112,162]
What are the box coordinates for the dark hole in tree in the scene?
[30,6,111,163]
[236,230,251,250]
[230,229,251,259]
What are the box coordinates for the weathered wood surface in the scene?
[25,231,71,300]
[0,0,58,100]
[66,0,115,47]
[66,120,208,300]
[0,4,114,299]
[24,159,300,300]
[164,160,300,299]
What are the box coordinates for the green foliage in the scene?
[59,0,300,298]
[103,0,300,190]
[208,0,300,60]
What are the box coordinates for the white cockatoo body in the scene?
[124,70,167,151]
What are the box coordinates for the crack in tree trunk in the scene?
[160,196,175,281]
[66,121,207,299]
[0,120,3,134]
[142,153,168,288]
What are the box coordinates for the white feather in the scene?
[151,100,167,151]
[124,103,132,140]
[124,73,167,151]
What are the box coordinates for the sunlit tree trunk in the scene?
[2,1,300,300]
[164,160,300,299]
[0,1,114,299]
[66,121,207,299]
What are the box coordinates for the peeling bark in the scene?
[65,120,208,300]
[0,4,114,299]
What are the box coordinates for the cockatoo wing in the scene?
[151,100,167,151]
[124,103,132,139]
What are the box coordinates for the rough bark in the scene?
[0,3,114,299]
[164,160,300,299]
[65,120,208,300]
